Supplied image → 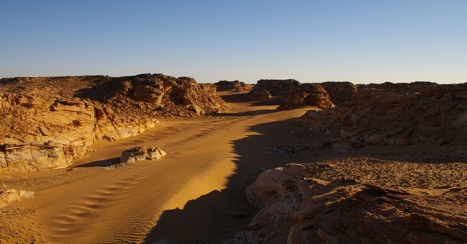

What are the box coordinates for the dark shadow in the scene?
[74,157,121,168]
[74,79,121,102]
[219,93,251,103]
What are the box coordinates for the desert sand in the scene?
[0,91,310,243]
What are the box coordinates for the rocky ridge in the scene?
[300,82,467,154]
[0,74,226,172]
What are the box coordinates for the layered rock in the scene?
[299,82,467,153]
[227,162,467,243]
[0,74,227,172]
[120,146,166,164]
[279,83,334,110]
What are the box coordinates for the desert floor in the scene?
[0,91,312,243]
[2,91,466,243]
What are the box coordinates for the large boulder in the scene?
[279,83,334,110]
[247,87,272,101]
[120,146,166,164]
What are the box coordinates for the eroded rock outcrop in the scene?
[299,82,467,153]
[120,146,166,164]
[0,74,226,172]
[279,83,334,110]
[215,80,252,92]
[320,81,358,105]
[227,163,467,243]
[248,79,299,101]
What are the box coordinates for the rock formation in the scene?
[299,82,467,153]
[248,79,299,101]
[0,189,35,208]
[0,74,226,172]
[120,146,166,164]
[215,80,252,92]
[279,83,334,110]
[227,162,467,243]
[320,81,358,105]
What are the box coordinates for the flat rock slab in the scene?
[120,146,166,164]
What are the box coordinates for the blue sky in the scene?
[1,1,466,84]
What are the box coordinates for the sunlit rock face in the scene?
[0,74,227,172]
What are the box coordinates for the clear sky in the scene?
[1,0,466,84]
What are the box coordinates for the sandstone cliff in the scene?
[0,74,226,172]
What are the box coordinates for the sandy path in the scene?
[1,97,309,243]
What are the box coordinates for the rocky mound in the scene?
[0,74,226,172]
[228,162,467,243]
[248,79,299,101]
[299,82,467,153]
[279,83,334,110]
[320,81,358,105]
[247,79,334,110]
[215,80,252,92]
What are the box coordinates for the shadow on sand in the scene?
[74,157,121,168]
[144,117,300,243]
